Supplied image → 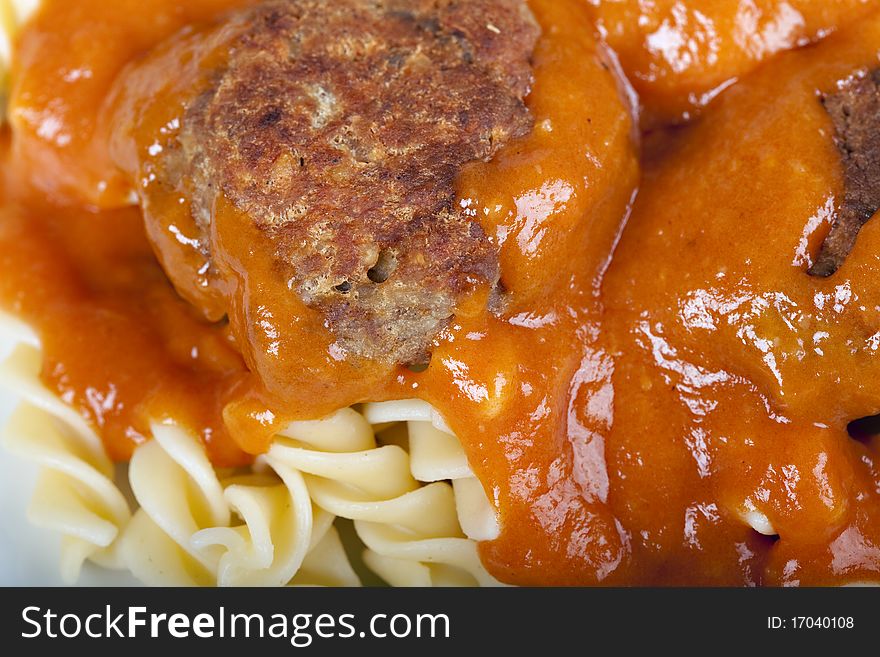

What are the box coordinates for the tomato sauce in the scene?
[2,0,879,586]
[589,0,879,126]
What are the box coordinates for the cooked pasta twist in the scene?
[0,331,131,582]
[270,401,504,586]
[1,0,39,115]
[0,312,502,587]
[122,422,359,586]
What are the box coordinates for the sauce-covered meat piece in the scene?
[589,0,878,126]
[119,0,540,366]
[7,0,255,208]
[9,0,644,583]
[603,15,880,584]
[810,69,880,277]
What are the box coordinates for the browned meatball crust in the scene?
[164,0,540,364]
[809,68,880,278]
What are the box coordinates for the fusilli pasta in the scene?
[0,314,503,587]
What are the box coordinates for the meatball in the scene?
[809,68,880,278]
[148,0,540,365]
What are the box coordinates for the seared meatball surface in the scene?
[162,0,540,364]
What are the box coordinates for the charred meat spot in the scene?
[259,107,284,127]
[847,412,880,443]
[367,249,397,284]
[418,16,442,35]
[406,351,432,373]
[809,69,880,277]
[164,0,540,364]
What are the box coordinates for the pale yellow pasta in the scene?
[0,314,501,587]
[120,510,212,586]
[0,0,497,588]
[364,401,501,543]
[363,550,479,587]
[123,422,358,587]
[292,525,361,587]
[275,402,504,586]
[1,0,40,119]
[0,333,131,582]
[738,505,778,537]
[452,477,501,543]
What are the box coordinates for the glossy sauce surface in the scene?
[589,0,879,125]
[603,16,880,584]
[1,0,879,586]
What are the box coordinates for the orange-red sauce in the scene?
[2,0,880,586]
[603,16,880,585]
[589,0,879,126]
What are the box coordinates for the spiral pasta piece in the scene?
[364,401,501,542]
[291,525,360,587]
[362,548,480,587]
[270,405,504,586]
[0,338,131,582]
[1,0,39,118]
[0,313,500,586]
[124,422,359,587]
